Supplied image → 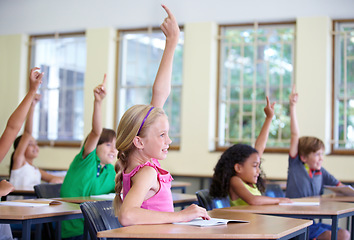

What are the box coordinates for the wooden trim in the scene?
[37,141,81,148]
[219,21,296,28]
[30,31,85,39]
[215,22,296,152]
[331,20,336,154]
[330,19,354,155]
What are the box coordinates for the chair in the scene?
[33,183,62,239]
[80,200,122,240]
[195,189,230,211]
[264,183,285,198]
[33,183,62,198]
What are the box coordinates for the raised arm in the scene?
[289,85,299,157]
[24,94,41,135]
[150,4,180,108]
[0,67,42,161]
[83,74,106,158]
[12,95,41,170]
[254,96,275,158]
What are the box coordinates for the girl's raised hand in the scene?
[264,96,275,119]
[29,67,43,92]
[94,74,107,102]
[160,4,180,46]
[289,84,298,106]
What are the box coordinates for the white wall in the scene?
[0,0,353,181]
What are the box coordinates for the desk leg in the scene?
[331,216,339,240]
[55,221,62,240]
[22,221,31,240]
[351,216,354,240]
[35,223,42,240]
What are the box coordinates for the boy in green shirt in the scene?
[60,75,117,239]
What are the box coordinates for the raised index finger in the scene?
[291,84,296,94]
[102,74,107,87]
[266,96,270,106]
[161,4,175,20]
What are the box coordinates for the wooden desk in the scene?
[321,195,354,203]
[0,201,82,240]
[218,201,354,240]
[97,209,312,240]
[171,181,191,193]
[54,192,197,209]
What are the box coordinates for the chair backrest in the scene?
[80,200,122,240]
[264,183,285,198]
[195,189,230,211]
[33,183,62,198]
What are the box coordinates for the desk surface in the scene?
[320,195,354,203]
[219,201,354,216]
[54,192,197,205]
[97,210,312,239]
[0,200,81,220]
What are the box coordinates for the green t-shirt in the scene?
[60,146,116,238]
[230,181,261,206]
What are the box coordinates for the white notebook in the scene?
[173,217,249,227]
[0,202,48,207]
[279,202,320,206]
[90,193,116,199]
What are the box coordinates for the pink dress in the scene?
[122,159,174,212]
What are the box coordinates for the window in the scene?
[116,28,184,147]
[29,33,86,145]
[217,23,295,150]
[332,20,354,153]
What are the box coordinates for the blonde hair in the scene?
[113,104,166,215]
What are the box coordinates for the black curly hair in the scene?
[209,143,266,198]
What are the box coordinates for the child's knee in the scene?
[337,228,350,240]
[316,230,331,240]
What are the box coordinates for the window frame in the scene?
[331,19,354,155]
[28,31,86,148]
[215,21,296,153]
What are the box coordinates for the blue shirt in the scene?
[285,154,339,198]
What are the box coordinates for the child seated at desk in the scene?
[113,4,210,227]
[60,75,117,240]
[209,97,292,206]
[9,93,63,192]
[286,85,350,240]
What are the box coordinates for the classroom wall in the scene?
[0,0,353,181]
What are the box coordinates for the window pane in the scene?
[117,29,184,145]
[333,21,354,151]
[30,34,86,142]
[218,23,295,149]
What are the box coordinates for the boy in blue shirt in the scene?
[286,85,350,240]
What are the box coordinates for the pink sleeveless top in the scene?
[122,159,174,212]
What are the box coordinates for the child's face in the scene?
[97,138,118,166]
[301,148,324,170]
[235,153,260,185]
[141,115,172,160]
[24,137,39,159]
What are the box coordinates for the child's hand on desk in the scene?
[178,204,211,222]
[0,180,14,197]
[278,197,293,204]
